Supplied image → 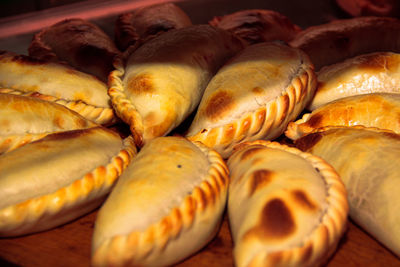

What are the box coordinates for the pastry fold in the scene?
[0,51,115,125]
[0,127,136,237]
[295,126,400,257]
[309,52,400,110]
[227,140,348,267]
[28,18,121,82]
[0,92,97,154]
[109,25,244,147]
[186,42,317,158]
[91,136,229,267]
[286,93,400,140]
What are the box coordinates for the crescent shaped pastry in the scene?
[286,93,400,140]
[227,140,348,267]
[109,25,244,147]
[209,9,301,45]
[115,2,192,51]
[186,42,317,158]
[289,16,400,70]
[0,51,115,125]
[91,136,229,267]
[308,51,400,110]
[0,92,96,154]
[28,18,121,83]
[0,127,137,237]
[295,126,400,257]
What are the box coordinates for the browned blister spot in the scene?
[306,113,323,129]
[127,74,154,94]
[248,169,274,196]
[243,198,296,242]
[205,91,235,121]
[295,132,323,152]
[252,87,264,95]
[292,190,318,211]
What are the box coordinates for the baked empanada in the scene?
[227,140,348,267]
[0,92,96,154]
[308,52,400,110]
[91,136,229,267]
[109,25,244,147]
[186,42,316,158]
[295,126,400,257]
[286,93,400,140]
[0,51,115,125]
[115,2,192,51]
[290,16,400,70]
[28,18,121,82]
[0,127,136,237]
[209,9,301,45]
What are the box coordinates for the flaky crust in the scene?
[28,18,121,83]
[186,42,317,158]
[91,137,229,267]
[308,51,400,110]
[108,25,244,147]
[0,92,97,154]
[286,93,400,140]
[209,9,301,45]
[0,128,137,237]
[227,140,348,267]
[115,2,192,51]
[0,51,116,125]
[289,16,400,70]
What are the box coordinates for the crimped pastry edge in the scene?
[108,57,144,147]
[91,140,230,267]
[187,65,317,159]
[0,88,116,126]
[0,135,137,237]
[229,140,349,267]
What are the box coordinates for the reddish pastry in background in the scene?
[209,9,301,45]
[114,2,192,52]
[28,18,121,83]
[336,0,399,17]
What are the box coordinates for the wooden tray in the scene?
[1,209,399,267]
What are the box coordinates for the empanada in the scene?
[91,136,229,266]
[209,9,301,45]
[0,127,136,237]
[0,51,115,125]
[286,93,400,140]
[295,126,400,257]
[227,140,348,267]
[309,51,400,110]
[109,25,244,147]
[115,2,192,51]
[28,18,121,82]
[289,16,400,70]
[0,92,96,154]
[186,42,316,158]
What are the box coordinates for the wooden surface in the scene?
[0,209,399,267]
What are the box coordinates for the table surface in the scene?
[0,209,399,267]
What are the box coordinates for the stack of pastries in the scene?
[1,2,400,266]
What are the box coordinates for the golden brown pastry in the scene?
[0,51,115,125]
[289,16,400,70]
[0,127,136,237]
[227,140,348,267]
[0,92,97,154]
[209,9,301,45]
[28,18,121,82]
[295,126,400,257]
[308,51,400,110]
[91,136,229,267]
[115,2,192,51]
[286,93,400,140]
[186,42,317,158]
[109,25,244,147]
